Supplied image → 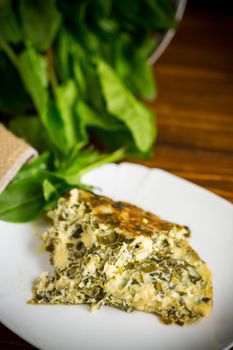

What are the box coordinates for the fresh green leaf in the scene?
[96,59,156,152]
[0,0,22,44]
[93,127,152,158]
[72,43,87,97]
[54,27,72,82]
[127,55,156,100]
[113,35,156,100]
[17,53,79,157]
[113,0,176,32]
[42,176,72,211]
[136,35,158,59]
[126,36,157,100]
[40,98,68,155]
[15,152,51,181]
[145,0,176,30]
[43,179,57,201]
[0,33,20,69]
[58,140,87,171]
[0,176,45,222]
[76,100,123,131]
[0,167,70,222]
[18,47,48,115]
[113,33,131,81]
[20,0,61,51]
[9,115,49,152]
[78,147,126,178]
[81,58,106,113]
[55,79,78,150]
[58,147,125,185]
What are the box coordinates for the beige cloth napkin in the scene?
[0,123,38,193]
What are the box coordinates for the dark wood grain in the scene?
[150,5,233,153]
[132,144,233,202]
[1,1,233,349]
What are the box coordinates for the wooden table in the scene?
[1,1,233,349]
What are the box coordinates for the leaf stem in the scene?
[78,147,126,178]
[0,36,19,70]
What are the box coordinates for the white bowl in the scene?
[149,0,187,64]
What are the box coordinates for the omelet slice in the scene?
[31,189,213,325]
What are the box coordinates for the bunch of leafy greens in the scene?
[0,0,176,222]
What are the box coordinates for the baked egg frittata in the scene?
[31,189,213,325]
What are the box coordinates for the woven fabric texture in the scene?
[0,123,37,193]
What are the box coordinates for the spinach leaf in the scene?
[76,100,123,131]
[0,0,22,44]
[43,179,57,201]
[19,0,61,51]
[53,27,72,82]
[127,54,156,100]
[93,128,153,158]
[113,33,131,82]
[0,176,45,222]
[113,0,176,32]
[81,58,106,114]
[40,98,68,156]
[113,35,156,100]
[57,148,125,185]
[15,153,51,181]
[72,43,87,97]
[145,0,176,30]
[15,49,69,157]
[42,178,73,211]
[55,79,79,150]
[96,59,156,153]
[9,116,49,152]
[0,168,68,222]
[18,47,48,115]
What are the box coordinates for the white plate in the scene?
[0,163,233,350]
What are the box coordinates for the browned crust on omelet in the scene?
[78,190,190,238]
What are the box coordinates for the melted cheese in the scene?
[132,235,153,260]
[53,241,69,268]
[81,227,97,248]
[83,255,100,276]
[103,263,117,278]
[133,284,156,304]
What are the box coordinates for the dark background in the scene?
[1,0,233,349]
